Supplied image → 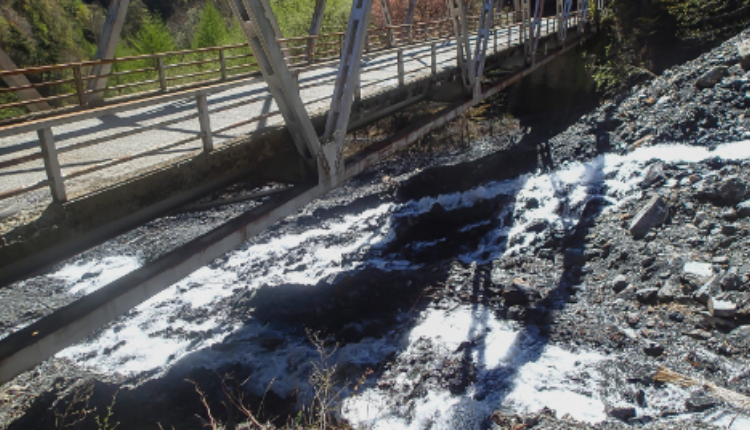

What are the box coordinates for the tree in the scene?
[129,12,175,55]
[192,1,227,48]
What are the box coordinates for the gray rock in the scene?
[612,275,629,293]
[686,329,712,340]
[637,288,659,304]
[563,249,586,268]
[629,196,670,239]
[709,298,737,318]
[697,311,737,330]
[608,406,637,421]
[693,211,708,225]
[740,40,750,71]
[695,66,728,89]
[685,395,717,412]
[657,276,682,303]
[722,208,738,221]
[712,256,730,265]
[643,341,665,357]
[640,163,666,188]
[503,283,531,306]
[721,268,742,291]
[728,325,750,341]
[694,275,721,304]
[738,200,750,218]
[717,176,749,205]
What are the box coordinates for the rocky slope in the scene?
[1,26,750,430]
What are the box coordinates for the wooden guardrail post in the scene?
[397,49,405,86]
[37,128,66,202]
[219,49,228,80]
[72,66,87,106]
[156,56,167,92]
[431,43,437,76]
[196,93,213,152]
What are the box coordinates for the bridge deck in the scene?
[0,19,560,211]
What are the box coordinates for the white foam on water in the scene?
[40,140,750,420]
[342,305,608,429]
[52,256,141,295]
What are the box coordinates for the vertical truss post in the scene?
[321,0,374,186]
[0,48,51,112]
[38,128,67,202]
[87,0,130,105]
[307,0,327,63]
[558,0,573,43]
[228,0,322,171]
[528,0,543,59]
[397,49,405,86]
[578,0,588,33]
[446,0,474,92]
[405,0,418,43]
[520,0,531,59]
[471,0,496,102]
[431,42,437,76]
[379,0,395,47]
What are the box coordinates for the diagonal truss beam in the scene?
[558,0,573,42]
[320,0,374,185]
[471,0,496,99]
[307,0,327,62]
[404,0,418,42]
[529,0,544,55]
[379,0,395,46]
[0,49,51,112]
[228,0,322,169]
[578,0,589,32]
[87,0,130,105]
[446,0,474,92]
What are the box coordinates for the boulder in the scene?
[629,196,670,239]
[636,288,659,304]
[708,298,737,318]
[717,176,748,205]
[695,66,728,89]
[657,276,682,302]
[737,200,750,218]
[740,40,750,71]
[612,275,629,293]
[694,275,721,305]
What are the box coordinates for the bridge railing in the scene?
[0,12,583,204]
[0,11,530,121]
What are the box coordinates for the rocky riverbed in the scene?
[1,27,750,430]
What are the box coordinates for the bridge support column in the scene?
[471,0,496,102]
[379,0,395,47]
[321,0,373,187]
[307,0,327,64]
[87,0,130,105]
[405,0,418,42]
[446,0,474,93]
[0,49,51,112]
[38,128,67,202]
[228,0,322,174]
[558,0,573,44]
[529,0,544,62]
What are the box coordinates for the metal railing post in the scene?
[397,49,405,86]
[156,56,167,92]
[72,66,86,106]
[37,127,66,202]
[431,42,437,76]
[219,49,228,80]
[196,93,213,152]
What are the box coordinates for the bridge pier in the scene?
[87,0,130,106]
